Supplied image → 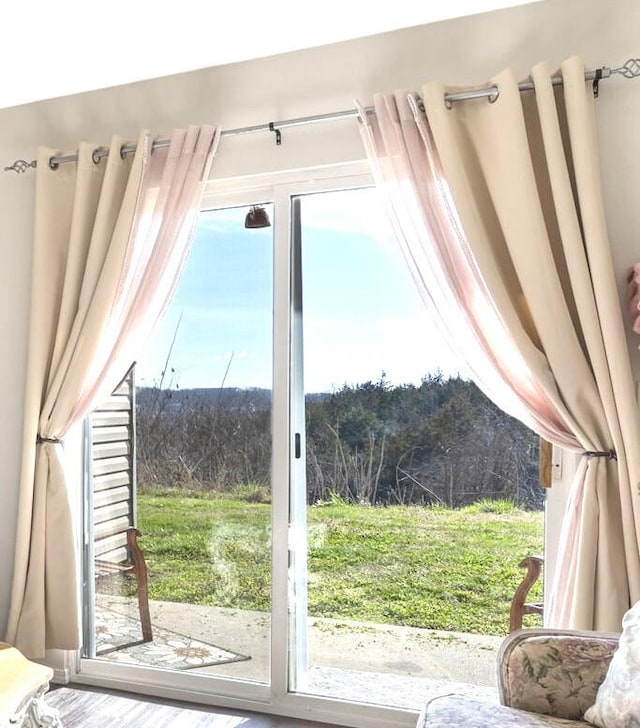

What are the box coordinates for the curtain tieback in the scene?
[36,434,63,445]
[583,449,617,460]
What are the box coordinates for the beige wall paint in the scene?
[0,0,638,636]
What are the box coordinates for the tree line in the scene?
[136,374,544,510]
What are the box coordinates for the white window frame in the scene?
[73,160,419,728]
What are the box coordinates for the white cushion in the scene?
[584,601,640,727]
[0,644,53,720]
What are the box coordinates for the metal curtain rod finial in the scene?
[4,56,640,173]
[3,159,37,174]
[612,58,640,78]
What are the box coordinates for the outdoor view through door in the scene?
[85,203,274,683]
[84,184,544,712]
[289,189,543,707]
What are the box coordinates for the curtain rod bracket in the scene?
[269,122,282,146]
[592,68,603,98]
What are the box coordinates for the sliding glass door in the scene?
[287,185,543,710]
[79,165,542,727]
[287,186,448,709]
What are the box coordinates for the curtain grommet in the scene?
[92,148,107,165]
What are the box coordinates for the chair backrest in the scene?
[498,628,619,719]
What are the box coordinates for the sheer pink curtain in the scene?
[357,56,640,631]
[7,125,219,657]
[356,94,578,448]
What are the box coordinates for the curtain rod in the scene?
[5,58,639,174]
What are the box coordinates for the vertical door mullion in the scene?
[270,186,293,701]
[288,196,309,691]
[82,418,96,658]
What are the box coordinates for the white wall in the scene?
[0,0,639,637]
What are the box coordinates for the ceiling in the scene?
[2,0,537,110]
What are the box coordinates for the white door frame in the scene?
[73,160,418,728]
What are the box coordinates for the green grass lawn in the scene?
[135,491,543,636]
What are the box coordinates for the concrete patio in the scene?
[96,594,503,711]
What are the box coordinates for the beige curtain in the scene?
[359,56,640,631]
[7,125,219,657]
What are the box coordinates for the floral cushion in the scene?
[499,631,619,720]
[584,601,640,727]
[417,695,586,727]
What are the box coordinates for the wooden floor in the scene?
[47,685,349,727]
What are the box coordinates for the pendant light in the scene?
[244,205,271,229]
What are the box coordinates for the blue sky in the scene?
[135,187,461,392]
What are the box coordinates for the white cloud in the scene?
[302,312,463,392]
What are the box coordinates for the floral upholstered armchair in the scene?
[417,628,621,727]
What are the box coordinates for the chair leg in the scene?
[126,527,153,643]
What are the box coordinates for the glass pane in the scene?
[291,187,543,709]
[89,204,273,684]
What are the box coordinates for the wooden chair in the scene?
[93,526,152,644]
[509,555,544,632]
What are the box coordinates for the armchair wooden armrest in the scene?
[509,555,544,632]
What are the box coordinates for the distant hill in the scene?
[136,386,272,411]
[137,386,331,411]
